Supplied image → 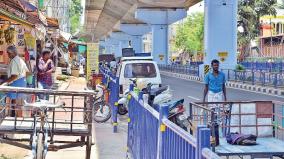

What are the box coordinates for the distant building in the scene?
[259,9,284,58]
[45,0,71,33]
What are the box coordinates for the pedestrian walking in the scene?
[0,45,29,117]
[203,59,227,102]
[37,48,54,100]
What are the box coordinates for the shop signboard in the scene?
[17,27,25,47]
[86,43,99,80]
[24,33,36,49]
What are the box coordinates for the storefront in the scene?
[0,1,33,80]
[0,0,47,86]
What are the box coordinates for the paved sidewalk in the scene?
[47,77,128,159]
[0,77,128,159]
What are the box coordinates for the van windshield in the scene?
[124,63,157,78]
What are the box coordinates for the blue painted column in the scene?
[105,37,120,56]
[111,44,120,56]
[152,24,168,64]
[204,0,238,70]
[131,35,143,53]
[99,40,105,54]
[120,24,151,53]
[119,40,130,56]
[105,45,111,54]
[111,32,132,57]
[135,8,187,64]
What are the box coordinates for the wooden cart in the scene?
[0,87,95,159]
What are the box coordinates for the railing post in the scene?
[112,76,119,133]
[262,72,265,86]
[252,70,255,85]
[197,126,211,159]
[227,69,230,81]
[157,104,169,159]
[274,73,278,88]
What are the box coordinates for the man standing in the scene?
[203,59,227,102]
[1,45,29,117]
[37,49,54,100]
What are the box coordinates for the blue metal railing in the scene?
[221,69,284,88]
[127,94,159,159]
[159,64,199,76]
[127,90,220,159]
[158,64,284,89]
[240,61,284,72]
[100,66,119,133]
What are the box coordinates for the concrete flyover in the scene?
[82,0,200,59]
[82,0,238,69]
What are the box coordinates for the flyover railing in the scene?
[159,64,199,76]
[127,89,221,159]
[221,69,284,89]
[240,61,284,72]
[158,64,284,89]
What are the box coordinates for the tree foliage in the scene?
[174,12,204,55]
[70,0,83,34]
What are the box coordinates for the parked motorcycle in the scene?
[117,79,138,115]
[141,82,193,134]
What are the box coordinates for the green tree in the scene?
[174,12,204,55]
[70,0,83,34]
[238,0,277,60]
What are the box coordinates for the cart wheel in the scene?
[85,136,92,159]
[36,133,44,159]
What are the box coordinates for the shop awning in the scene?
[46,17,59,28]
[19,0,37,12]
[59,31,72,42]
[0,8,33,27]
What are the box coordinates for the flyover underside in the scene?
[83,0,201,41]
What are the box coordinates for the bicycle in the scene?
[24,100,64,159]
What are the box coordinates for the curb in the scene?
[160,71,284,97]
[160,71,201,81]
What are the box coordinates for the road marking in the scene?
[187,96,201,101]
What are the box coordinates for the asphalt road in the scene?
[161,75,284,105]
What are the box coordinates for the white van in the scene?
[116,56,162,96]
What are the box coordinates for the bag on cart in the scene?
[226,132,257,145]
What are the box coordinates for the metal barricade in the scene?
[99,66,119,133]
[127,91,219,159]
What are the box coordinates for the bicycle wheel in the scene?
[93,102,111,123]
[36,133,44,159]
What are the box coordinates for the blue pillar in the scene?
[152,24,168,64]
[105,45,111,54]
[99,40,105,54]
[111,32,132,57]
[135,8,187,64]
[111,44,120,56]
[105,37,120,56]
[131,35,143,53]
[204,0,238,70]
[120,24,151,53]
[119,40,130,56]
